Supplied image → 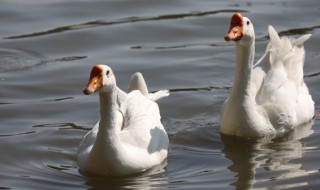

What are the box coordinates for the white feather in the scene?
[78,66,169,176]
[220,17,314,138]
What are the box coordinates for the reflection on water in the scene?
[222,121,315,190]
[83,161,168,190]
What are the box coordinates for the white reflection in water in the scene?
[221,121,316,190]
[82,161,168,190]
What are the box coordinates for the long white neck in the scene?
[229,42,255,103]
[99,88,119,136]
[92,86,126,152]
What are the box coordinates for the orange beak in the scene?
[83,65,103,95]
[224,13,244,42]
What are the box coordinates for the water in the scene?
[0,0,320,189]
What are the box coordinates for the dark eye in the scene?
[106,70,110,76]
[247,21,250,25]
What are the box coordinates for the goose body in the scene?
[220,13,314,138]
[78,65,169,176]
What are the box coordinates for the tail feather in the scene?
[267,25,310,85]
[268,25,281,47]
[148,90,170,101]
[128,72,149,96]
[128,72,170,101]
[291,34,312,47]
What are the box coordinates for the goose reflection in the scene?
[83,160,168,190]
[221,121,314,190]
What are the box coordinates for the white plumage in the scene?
[78,65,169,176]
[220,13,314,138]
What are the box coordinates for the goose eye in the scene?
[247,21,250,25]
[106,70,110,76]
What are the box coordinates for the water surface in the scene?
[1,0,320,189]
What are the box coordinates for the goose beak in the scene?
[83,85,96,95]
[225,13,244,42]
[83,65,103,95]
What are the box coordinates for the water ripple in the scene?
[0,97,74,105]
[33,122,90,131]
[3,9,246,39]
[131,42,228,50]
[131,25,319,51]
[279,25,320,36]
[167,86,231,93]
[0,131,36,138]
[0,48,87,72]
[304,71,320,78]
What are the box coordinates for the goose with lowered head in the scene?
[220,13,314,138]
[78,64,169,176]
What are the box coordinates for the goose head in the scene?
[224,13,255,45]
[83,64,116,95]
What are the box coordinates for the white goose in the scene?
[220,13,314,138]
[78,64,169,176]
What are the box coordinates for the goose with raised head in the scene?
[78,64,169,176]
[220,13,314,138]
